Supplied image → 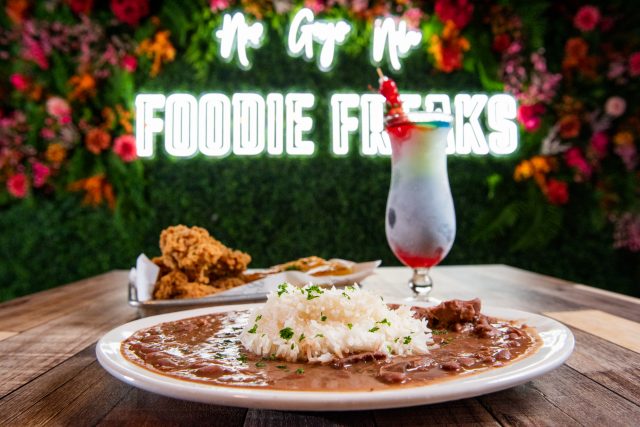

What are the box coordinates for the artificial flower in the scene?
[22,37,49,70]
[10,73,30,92]
[113,135,137,162]
[121,54,137,72]
[614,143,637,171]
[514,160,533,181]
[563,37,588,69]
[590,132,609,158]
[612,213,640,252]
[605,97,626,118]
[110,0,149,26]
[45,97,71,122]
[137,30,176,77]
[115,105,133,134]
[45,143,67,164]
[7,173,28,198]
[428,21,470,73]
[565,147,592,179]
[68,175,115,209]
[210,0,231,12]
[434,0,474,29]
[304,0,326,14]
[6,0,29,25]
[545,179,569,205]
[530,156,552,174]
[492,34,511,54]
[613,131,634,146]
[517,103,545,132]
[69,73,97,101]
[32,162,51,188]
[629,52,640,77]
[68,0,94,15]
[573,5,600,32]
[85,128,111,154]
[558,114,581,139]
[403,8,423,30]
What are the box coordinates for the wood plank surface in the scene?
[1,265,639,426]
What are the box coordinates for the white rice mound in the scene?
[240,283,433,363]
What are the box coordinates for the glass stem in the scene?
[410,267,433,299]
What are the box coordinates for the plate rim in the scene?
[96,301,575,411]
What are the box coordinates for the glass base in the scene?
[408,267,434,302]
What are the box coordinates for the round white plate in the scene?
[96,302,574,411]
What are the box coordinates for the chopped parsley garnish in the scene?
[214,353,224,359]
[441,338,453,346]
[295,368,305,374]
[277,283,289,296]
[276,365,287,369]
[403,336,412,345]
[346,285,356,292]
[387,345,393,353]
[291,343,295,350]
[342,292,351,300]
[237,354,248,363]
[255,315,262,321]
[255,361,266,368]
[321,313,327,322]
[305,285,324,300]
[285,265,300,271]
[269,353,277,360]
[368,326,380,333]
[347,323,353,330]
[279,327,294,340]
[315,333,324,338]
[377,318,391,326]
[394,337,399,343]
[432,329,447,335]
[247,324,258,334]
[299,333,306,342]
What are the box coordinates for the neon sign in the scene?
[135,93,518,157]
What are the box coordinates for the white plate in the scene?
[96,302,574,411]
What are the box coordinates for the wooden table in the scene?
[1,265,639,426]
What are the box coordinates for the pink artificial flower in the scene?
[517,103,545,132]
[121,54,138,72]
[304,0,326,14]
[210,0,230,12]
[608,61,626,80]
[615,143,638,171]
[565,147,593,178]
[113,134,137,162]
[46,97,72,123]
[351,0,368,14]
[403,8,423,30]
[590,132,609,158]
[605,96,626,118]
[110,0,149,26]
[32,162,51,188]
[629,52,640,77]
[40,128,56,139]
[573,5,600,32]
[22,38,49,70]
[7,173,29,198]
[9,73,29,92]
[435,0,474,30]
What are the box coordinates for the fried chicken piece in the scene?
[208,249,252,279]
[210,276,247,290]
[153,270,220,300]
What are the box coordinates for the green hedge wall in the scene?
[1,151,637,301]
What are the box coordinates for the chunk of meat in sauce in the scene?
[411,298,499,338]
[332,352,387,368]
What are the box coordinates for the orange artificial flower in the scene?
[45,143,67,164]
[530,156,551,174]
[115,105,133,134]
[514,155,553,190]
[68,175,116,209]
[514,160,533,181]
[85,128,111,154]
[69,73,97,101]
[563,37,588,68]
[137,30,176,77]
[6,0,29,25]
[428,21,471,73]
[102,107,116,129]
[613,131,634,146]
[558,114,581,139]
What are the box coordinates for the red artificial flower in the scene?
[517,103,545,132]
[573,5,600,32]
[7,173,29,198]
[564,147,592,179]
[121,54,138,72]
[558,114,581,139]
[434,0,474,30]
[9,73,30,92]
[110,0,149,26]
[629,52,640,77]
[32,162,51,188]
[545,179,569,205]
[6,0,29,25]
[492,34,511,54]
[113,135,137,162]
[68,0,94,15]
